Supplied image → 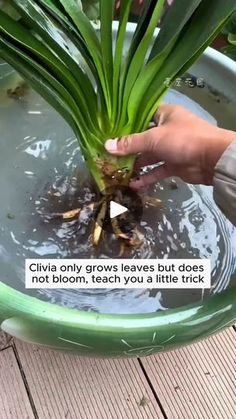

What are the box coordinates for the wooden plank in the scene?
[141,328,236,419]
[0,331,12,350]
[14,341,165,419]
[0,347,35,419]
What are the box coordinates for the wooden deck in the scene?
[0,326,235,419]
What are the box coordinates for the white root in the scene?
[92,200,107,246]
[143,196,162,208]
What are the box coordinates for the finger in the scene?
[116,0,120,10]
[154,104,178,126]
[130,165,172,189]
[105,127,165,156]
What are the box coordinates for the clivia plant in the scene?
[0,0,236,246]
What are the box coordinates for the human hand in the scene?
[105,105,236,188]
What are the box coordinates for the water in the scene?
[0,67,236,314]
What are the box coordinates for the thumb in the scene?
[105,127,163,156]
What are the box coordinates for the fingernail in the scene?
[105,138,118,153]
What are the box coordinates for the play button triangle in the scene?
[110,201,128,219]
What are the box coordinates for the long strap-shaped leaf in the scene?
[10,0,98,119]
[37,0,99,80]
[0,24,103,153]
[0,37,82,141]
[149,0,202,59]
[126,0,158,63]
[139,0,236,129]
[112,0,133,126]
[128,0,236,131]
[35,0,110,127]
[126,0,202,125]
[112,0,157,133]
[0,11,99,136]
[118,0,165,131]
[2,38,93,142]
[34,0,111,125]
[57,0,112,118]
[100,0,115,111]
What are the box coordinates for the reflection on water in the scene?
[0,75,236,314]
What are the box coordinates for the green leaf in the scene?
[111,0,132,127]
[0,10,99,135]
[128,0,236,131]
[57,0,112,116]
[149,0,202,59]
[0,37,81,138]
[140,0,236,127]
[100,0,115,104]
[11,0,98,114]
[36,0,108,124]
[119,0,165,130]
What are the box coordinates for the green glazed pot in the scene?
[0,282,236,356]
[0,24,236,357]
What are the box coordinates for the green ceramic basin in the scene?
[0,23,236,357]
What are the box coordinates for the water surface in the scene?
[0,68,236,314]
